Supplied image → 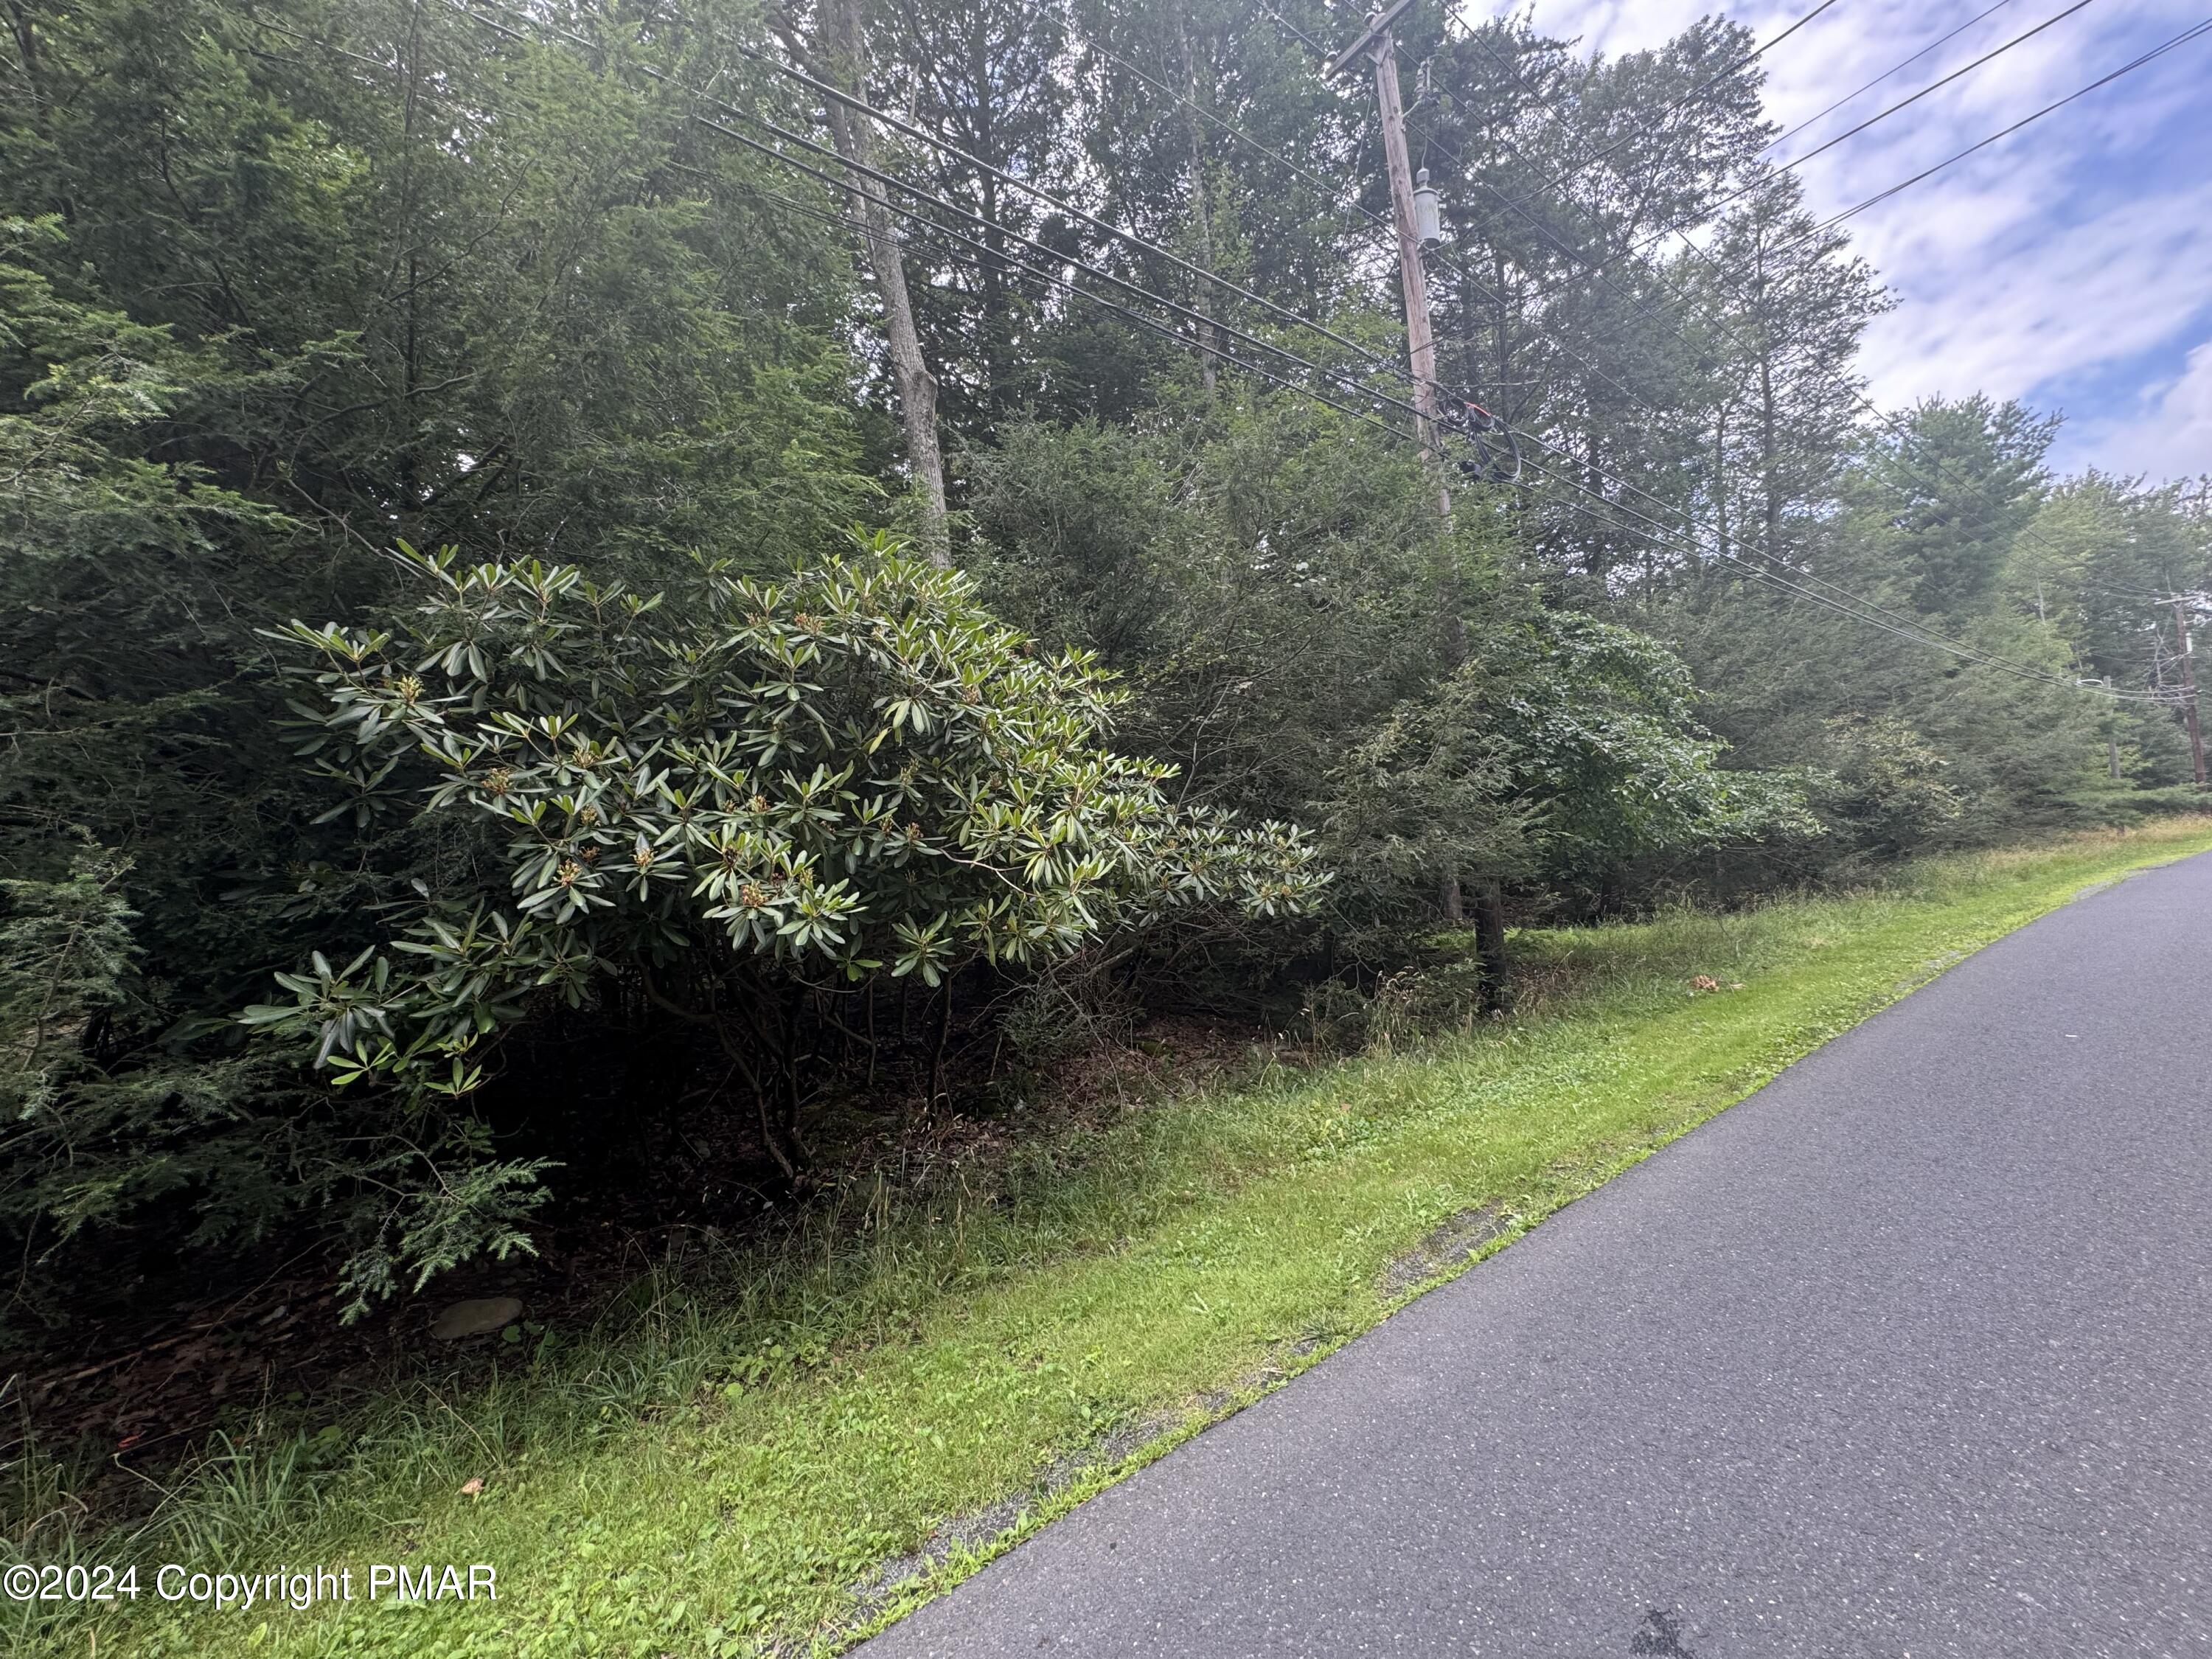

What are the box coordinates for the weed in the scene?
[7,821,2207,1658]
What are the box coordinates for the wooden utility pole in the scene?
[1330,4,1505,981]
[812,0,950,565]
[1329,1,1450,522]
[2171,592,2207,788]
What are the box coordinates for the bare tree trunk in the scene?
[1474,878,1508,1013]
[1759,352,1779,562]
[1753,241,1779,563]
[821,0,949,564]
[1176,13,1218,394]
[1714,403,1729,556]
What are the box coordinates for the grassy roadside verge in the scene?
[21,820,2212,1658]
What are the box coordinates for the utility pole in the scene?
[1329,1,1450,522]
[1329,3,1508,984]
[2168,592,2207,788]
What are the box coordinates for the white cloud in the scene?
[1856,182,2212,409]
[1465,0,2212,479]
[2076,338,2212,479]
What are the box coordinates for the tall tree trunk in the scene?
[1753,242,1780,563]
[1474,877,1508,1012]
[1175,13,1218,394]
[821,0,949,564]
[1490,246,1512,414]
[1713,400,1729,595]
[1759,352,1779,561]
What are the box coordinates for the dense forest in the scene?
[2,0,2206,1341]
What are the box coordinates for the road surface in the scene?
[860,852,2212,1657]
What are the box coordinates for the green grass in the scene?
[15,820,2212,1658]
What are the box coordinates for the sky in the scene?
[1479,0,2212,481]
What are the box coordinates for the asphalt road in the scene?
[860,852,2212,1658]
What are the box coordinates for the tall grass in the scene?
[8,821,2208,1658]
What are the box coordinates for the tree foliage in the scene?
[245,538,1319,1304]
[1,0,2202,1324]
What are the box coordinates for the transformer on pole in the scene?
[1329,1,1450,521]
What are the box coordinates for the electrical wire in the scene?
[1751,0,2098,175]
[1069,20,1385,240]
[432,0,2180,706]
[870,7,2182,699]
[312,3,1425,448]
[1781,17,2212,247]
[1276,32,2203,710]
[692,110,1427,435]
[1251,0,1332,62]
[1054,5,1665,425]
[1446,21,2036,572]
[1488,0,1847,218]
[687,44,2170,701]
[832,3,2194,703]
[445,0,1435,420]
[1760,0,2020,157]
[1514,446,2188,700]
[456,0,1425,407]
[1415,23,1788,418]
[1437,7,2200,633]
[690,5,1426,388]
[1607,9,2212,379]
[1561,0,2180,285]
[1496,414,2183,697]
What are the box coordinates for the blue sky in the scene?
[1481,0,2212,481]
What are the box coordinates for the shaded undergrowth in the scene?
[9,820,2209,1658]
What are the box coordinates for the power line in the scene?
[696,111,1426,433]
[1056,5,1665,425]
[1645,13,2212,340]
[700,7,1422,388]
[1514,445,2187,700]
[1756,0,2098,175]
[1784,16,2212,247]
[1251,0,1332,62]
[1069,18,1384,240]
[702,63,2169,703]
[1760,0,2020,158]
[379,15,1430,447]
[1084,4,1725,447]
[1396,29,2066,664]
[1333,79,2188,706]
[464,0,1657,441]
[1533,470,2012,662]
[445,0,1436,417]
[1438,7,2200,630]
[1498,411,2184,698]
[1489,0,1847,218]
[459,0,1426,406]
[1557,0,2158,287]
[268,0,2188,706]
[1444,23,2028,574]
[433,0,2175,706]
[1018,10,2180,700]
[1046,12,2194,700]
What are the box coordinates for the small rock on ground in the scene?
[431,1296,525,1340]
